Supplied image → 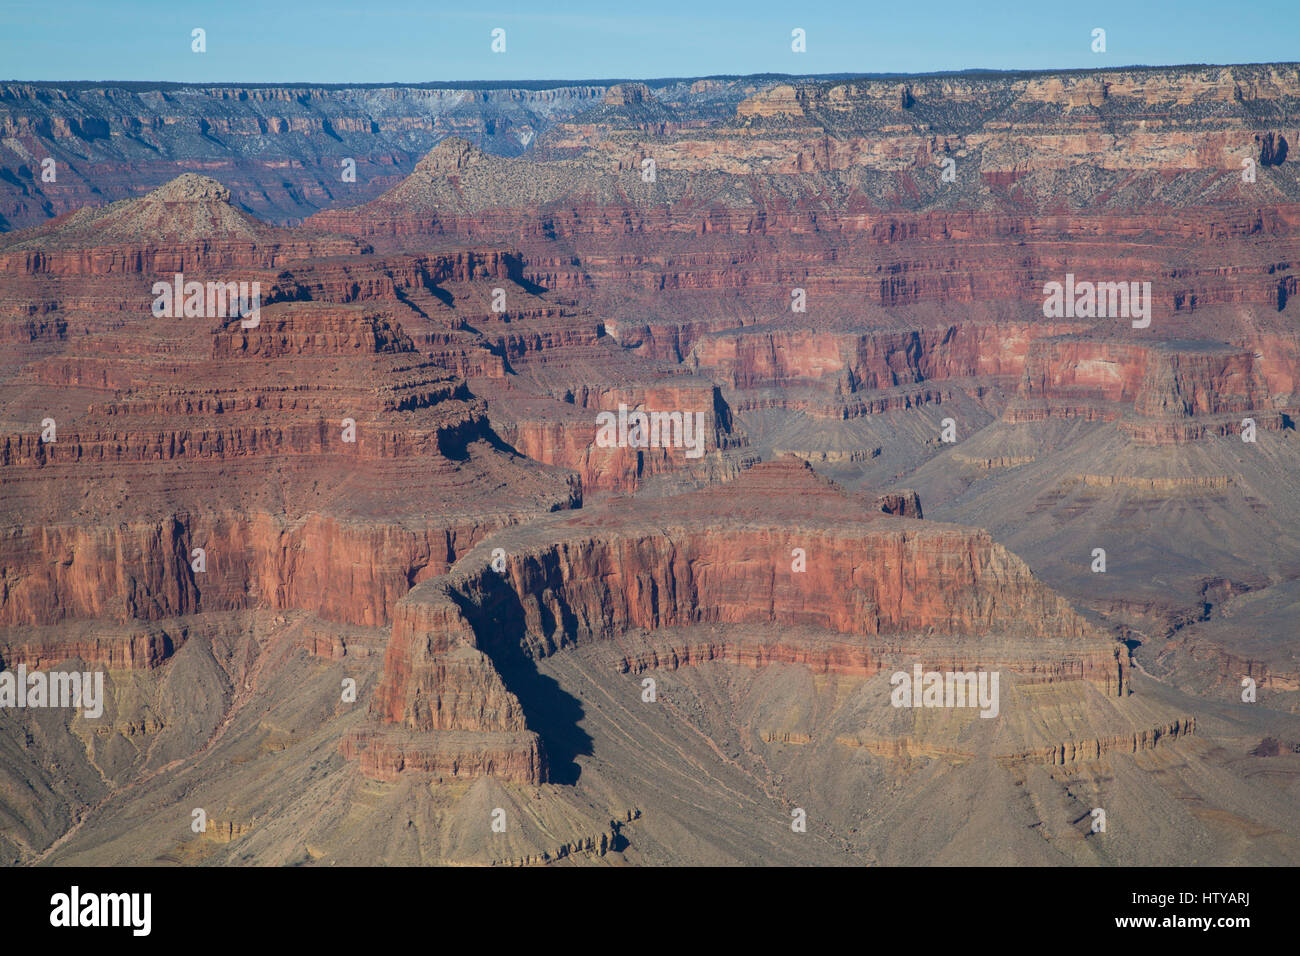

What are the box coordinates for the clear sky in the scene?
[2,0,1297,84]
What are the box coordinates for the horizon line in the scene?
[4,61,1299,90]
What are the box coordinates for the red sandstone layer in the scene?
[355,460,1127,783]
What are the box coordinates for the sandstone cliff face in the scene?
[355,461,1126,784]
[0,176,582,655]
[0,620,177,670]
[340,727,544,784]
[835,716,1196,768]
[993,718,1196,768]
[689,324,1038,393]
[485,380,738,492]
[0,511,540,630]
[1133,345,1273,418]
[874,491,923,518]
[1004,337,1293,443]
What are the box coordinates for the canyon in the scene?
[0,64,1298,865]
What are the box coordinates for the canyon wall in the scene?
[352,461,1127,784]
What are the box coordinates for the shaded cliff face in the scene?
[3,64,1300,867]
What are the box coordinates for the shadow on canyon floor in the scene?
[452,577,594,785]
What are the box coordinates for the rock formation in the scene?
[2,64,1299,866]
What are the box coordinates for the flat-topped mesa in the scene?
[1005,336,1299,441]
[735,65,1300,119]
[0,453,581,629]
[602,83,654,106]
[352,459,1126,783]
[1133,342,1275,418]
[0,304,583,629]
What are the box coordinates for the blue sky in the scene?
[2,0,1297,83]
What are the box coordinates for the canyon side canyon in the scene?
[0,65,1298,865]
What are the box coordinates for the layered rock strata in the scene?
[348,460,1127,783]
